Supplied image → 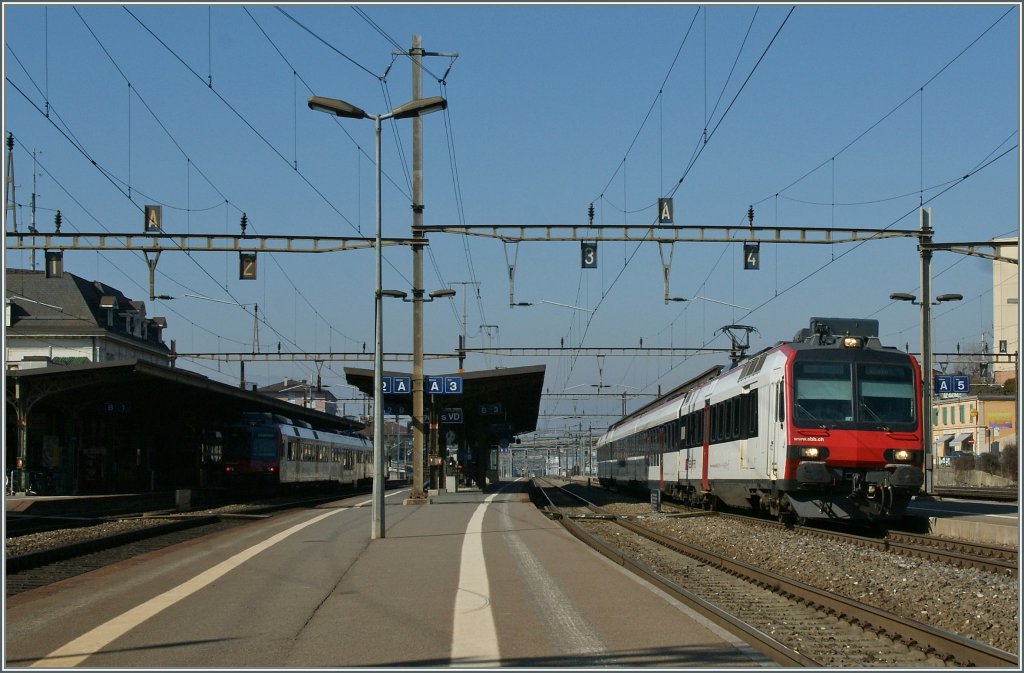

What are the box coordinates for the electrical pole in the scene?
[402,35,458,503]
[4,133,17,234]
[450,280,480,372]
[919,207,934,495]
[408,34,426,502]
[30,149,39,270]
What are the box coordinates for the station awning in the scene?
[344,364,545,441]
[950,432,974,451]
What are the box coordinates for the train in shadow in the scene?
[200,412,372,491]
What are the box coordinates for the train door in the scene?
[701,400,711,491]
[767,368,785,478]
[682,413,691,484]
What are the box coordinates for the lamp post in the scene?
[309,94,447,539]
[890,288,962,495]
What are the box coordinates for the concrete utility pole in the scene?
[403,35,458,503]
[919,207,935,495]
[410,34,428,502]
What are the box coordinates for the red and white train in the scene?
[596,318,924,522]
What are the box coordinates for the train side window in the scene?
[748,390,758,437]
[730,397,740,439]
[776,381,785,423]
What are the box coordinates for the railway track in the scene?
[533,478,1018,668]
[4,490,367,598]
[572,478,1017,575]
[728,514,1019,576]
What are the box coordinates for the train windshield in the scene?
[857,363,915,424]
[222,427,278,460]
[793,362,853,423]
[793,357,916,429]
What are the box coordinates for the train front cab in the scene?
[776,341,924,522]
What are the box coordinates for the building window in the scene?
[959,405,965,424]
[942,407,947,425]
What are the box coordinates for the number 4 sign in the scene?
[743,243,760,270]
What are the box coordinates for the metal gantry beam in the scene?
[930,352,1018,364]
[921,241,1018,264]
[174,347,738,363]
[174,351,457,363]
[414,223,923,244]
[458,346,734,357]
[5,231,424,253]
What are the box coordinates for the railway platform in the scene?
[5,479,774,668]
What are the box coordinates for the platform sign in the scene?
[382,376,393,393]
[444,376,463,394]
[935,375,969,394]
[392,376,411,394]
[479,402,503,416]
[440,408,463,424]
[427,375,463,394]
[384,403,409,416]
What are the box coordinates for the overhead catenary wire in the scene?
[11,14,365,383]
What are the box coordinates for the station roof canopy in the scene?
[344,364,546,441]
[6,359,364,433]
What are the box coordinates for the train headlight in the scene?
[884,448,918,463]
[842,336,863,348]
[787,445,830,460]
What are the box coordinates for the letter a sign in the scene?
[658,198,674,224]
[144,205,162,233]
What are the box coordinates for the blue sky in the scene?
[3,3,1020,438]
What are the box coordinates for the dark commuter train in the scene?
[202,412,372,489]
[596,318,925,522]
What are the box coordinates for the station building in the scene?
[5,268,172,368]
[4,268,362,495]
[932,393,1017,458]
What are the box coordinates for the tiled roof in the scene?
[5,268,169,351]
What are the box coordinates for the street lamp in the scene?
[890,289,962,494]
[382,288,456,303]
[309,93,447,540]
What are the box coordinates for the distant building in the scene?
[258,378,339,416]
[932,393,1016,457]
[991,236,1018,386]
[4,268,172,368]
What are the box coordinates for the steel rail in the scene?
[531,478,819,668]
[614,516,1019,668]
